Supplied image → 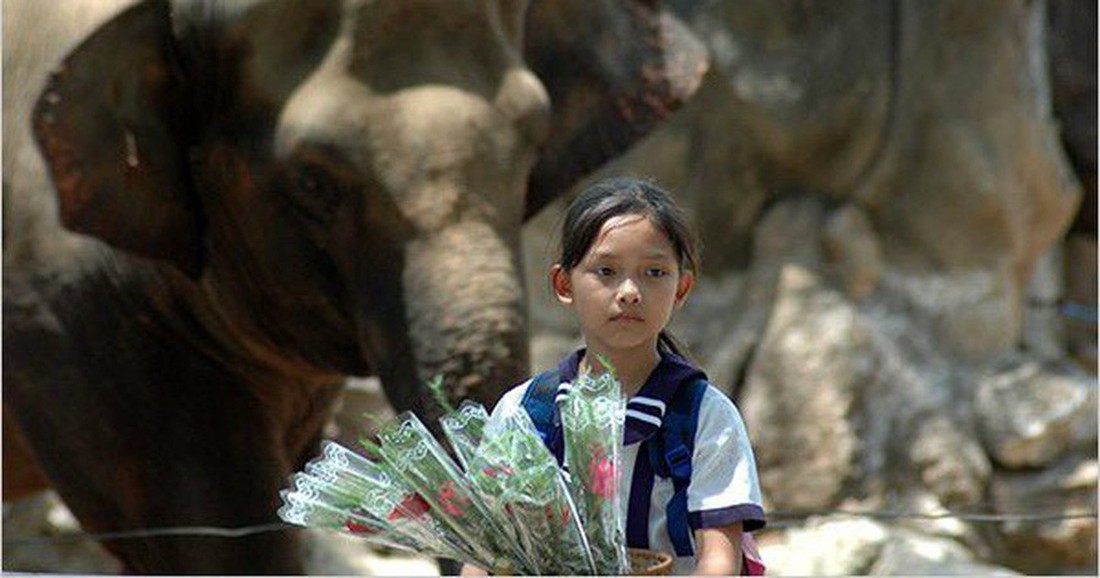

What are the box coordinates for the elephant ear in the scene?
[32,0,202,277]
[523,0,708,219]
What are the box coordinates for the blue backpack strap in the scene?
[647,378,708,557]
[520,369,563,463]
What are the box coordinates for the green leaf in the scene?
[426,374,457,414]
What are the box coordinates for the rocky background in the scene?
[525,0,1097,575]
[4,0,1096,575]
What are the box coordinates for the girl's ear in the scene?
[550,264,573,304]
[674,271,695,307]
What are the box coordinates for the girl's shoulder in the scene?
[489,377,535,417]
[694,381,750,429]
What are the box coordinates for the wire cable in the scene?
[4,509,1096,548]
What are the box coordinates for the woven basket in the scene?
[628,548,673,575]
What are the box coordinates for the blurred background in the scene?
[4,0,1096,575]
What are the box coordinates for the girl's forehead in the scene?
[586,214,677,258]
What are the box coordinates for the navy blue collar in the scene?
[553,347,707,445]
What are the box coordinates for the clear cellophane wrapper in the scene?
[276,440,469,561]
[376,411,519,573]
[559,371,630,574]
[279,372,639,575]
[466,403,595,575]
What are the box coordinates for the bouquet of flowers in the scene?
[277,369,645,575]
[559,369,630,574]
[466,403,596,575]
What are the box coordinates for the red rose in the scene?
[388,492,430,521]
[344,519,380,534]
[438,480,469,517]
[588,455,616,499]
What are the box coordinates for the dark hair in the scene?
[558,176,700,274]
[557,176,700,358]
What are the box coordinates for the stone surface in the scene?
[761,516,890,576]
[2,490,439,575]
[869,529,1021,576]
[301,530,439,576]
[974,356,1097,468]
[759,516,1023,577]
[740,265,866,510]
[883,267,1022,360]
[330,376,394,446]
[908,416,991,509]
[2,492,121,574]
[990,455,1098,573]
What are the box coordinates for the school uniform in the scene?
[489,348,766,575]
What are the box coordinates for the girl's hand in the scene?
[459,563,489,576]
[693,522,744,575]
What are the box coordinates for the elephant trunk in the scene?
[390,220,530,416]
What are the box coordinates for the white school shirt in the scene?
[489,377,765,575]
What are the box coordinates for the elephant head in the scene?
[30,0,707,418]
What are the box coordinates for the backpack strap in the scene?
[639,378,708,557]
[520,369,564,464]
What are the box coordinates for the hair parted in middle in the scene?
[557,176,700,275]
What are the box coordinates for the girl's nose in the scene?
[617,279,641,304]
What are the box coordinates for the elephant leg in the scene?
[9,391,308,574]
[2,406,51,500]
[4,357,345,574]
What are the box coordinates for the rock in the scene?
[882,267,1021,360]
[760,517,1022,577]
[331,376,394,446]
[740,265,867,509]
[975,356,1097,467]
[869,529,1021,576]
[760,516,890,576]
[1,491,439,576]
[301,529,438,576]
[990,455,1098,573]
[896,492,988,552]
[2,491,121,574]
[909,416,991,509]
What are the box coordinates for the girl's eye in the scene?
[647,267,669,278]
[595,266,615,277]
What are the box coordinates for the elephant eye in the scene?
[289,164,344,226]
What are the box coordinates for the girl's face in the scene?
[551,214,694,356]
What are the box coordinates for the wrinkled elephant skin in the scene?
[2,0,706,573]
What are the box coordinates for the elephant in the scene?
[2,0,707,573]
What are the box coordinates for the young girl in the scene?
[463,176,765,575]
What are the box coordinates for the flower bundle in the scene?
[277,441,470,561]
[277,370,635,575]
[559,370,630,574]
[466,403,596,575]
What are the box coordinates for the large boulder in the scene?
[990,454,1099,573]
[974,355,1097,468]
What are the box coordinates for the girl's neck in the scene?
[579,342,661,397]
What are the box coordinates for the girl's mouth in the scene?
[610,313,644,322]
